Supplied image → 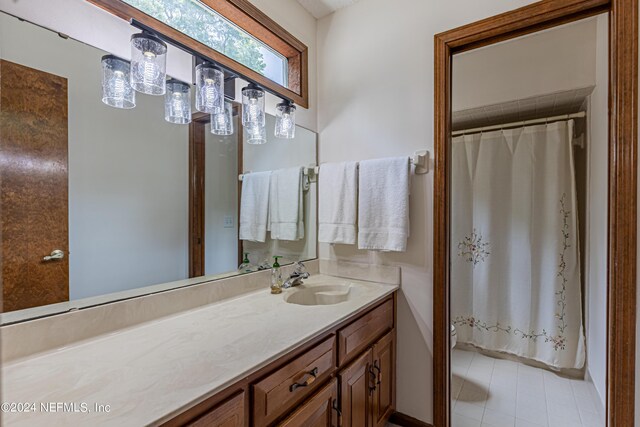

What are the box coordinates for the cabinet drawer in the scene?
[337,298,393,366]
[253,336,336,426]
[185,392,244,427]
[277,379,338,427]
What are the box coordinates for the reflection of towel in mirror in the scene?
[357,156,410,252]
[239,171,271,242]
[269,166,304,241]
[318,161,358,245]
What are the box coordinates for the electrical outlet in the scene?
[223,215,234,228]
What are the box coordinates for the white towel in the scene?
[357,156,410,252]
[318,161,358,244]
[269,167,304,241]
[239,171,271,242]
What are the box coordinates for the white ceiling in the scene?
[296,0,360,19]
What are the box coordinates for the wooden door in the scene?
[278,379,338,427]
[372,332,395,427]
[185,392,244,427]
[339,348,373,427]
[0,60,69,312]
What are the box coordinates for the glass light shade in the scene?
[242,84,265,127]
[274,101,296,139]
[165,79,192,124]
[211,102,234,135]
[130,32,167,95]
[101,55,136,109]
[246,123,266,145]
[195,63,224,114]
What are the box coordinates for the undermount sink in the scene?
[284,284,352,306]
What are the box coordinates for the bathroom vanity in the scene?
[168,292,395,427]
[1,273,397,427]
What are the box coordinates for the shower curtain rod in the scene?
[452,111,586,136]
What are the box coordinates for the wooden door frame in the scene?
[188,104,243,278]
[433,1,637,426]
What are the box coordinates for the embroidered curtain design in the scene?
[451,120,585,369]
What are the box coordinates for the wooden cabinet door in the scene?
[372,332,395,427]
[185,392,244,427]
[339,348,373,427]
[278,379,338,427]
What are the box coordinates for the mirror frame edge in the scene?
[432,0,637,426]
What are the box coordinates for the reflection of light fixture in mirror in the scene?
[164,79,192,124]
[101,55,136,109]
[242,83,265,127]
[195,63,224,114]
[130,32,167,95]
[246,123,266,145]
[211,101,234,135]
[274,100,296,139]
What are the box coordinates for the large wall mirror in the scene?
[0,11,317,324]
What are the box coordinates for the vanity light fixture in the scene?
[130,32,167,95]
[165,79,192,124]
[195,63,224,114]
[242,83,265,128]
[101,55,136,109]
[246,123,267,145]
[211,101,234,135]
[274,100,296,139]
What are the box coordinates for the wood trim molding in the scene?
[189,105,244,277]
[607,1,638,424]
[86,0,309,108]
[433,1,637,426]
[389,411,434,427]
[188,117,206,278]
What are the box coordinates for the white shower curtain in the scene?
[451,120,585,370]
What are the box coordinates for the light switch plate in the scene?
[223,215,234,228]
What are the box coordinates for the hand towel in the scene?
[357,156,410,251]
[269,166,304,241]
[239,171,271,242]
[318,161,358,244]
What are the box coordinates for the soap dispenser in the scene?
[238,252,252,273]
[270,256,283,294]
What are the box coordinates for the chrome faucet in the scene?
[282,261,310,289]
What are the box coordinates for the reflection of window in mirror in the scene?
[450,15,608,427]
[0,10,317,323]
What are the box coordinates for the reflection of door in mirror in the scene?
[1,60,70,312]
[450,16,607,427]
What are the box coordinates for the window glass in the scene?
[123,0,288,85]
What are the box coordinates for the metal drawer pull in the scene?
[368,366,377,394]
[290,367,319,392]
[373,361,382,385]
[332,398,342,427]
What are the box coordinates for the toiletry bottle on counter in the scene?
[271,256,283,294]
[238,252,252,273]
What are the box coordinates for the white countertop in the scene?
[1,275,397,426]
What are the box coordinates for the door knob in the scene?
[43,249,64,262]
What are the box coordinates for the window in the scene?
[122,0,287,85]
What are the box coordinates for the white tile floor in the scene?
[452,348,605,427]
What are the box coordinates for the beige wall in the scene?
[452,18,597,111]
[585,13,609,410]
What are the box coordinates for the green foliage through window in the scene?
[123,0,287,85]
